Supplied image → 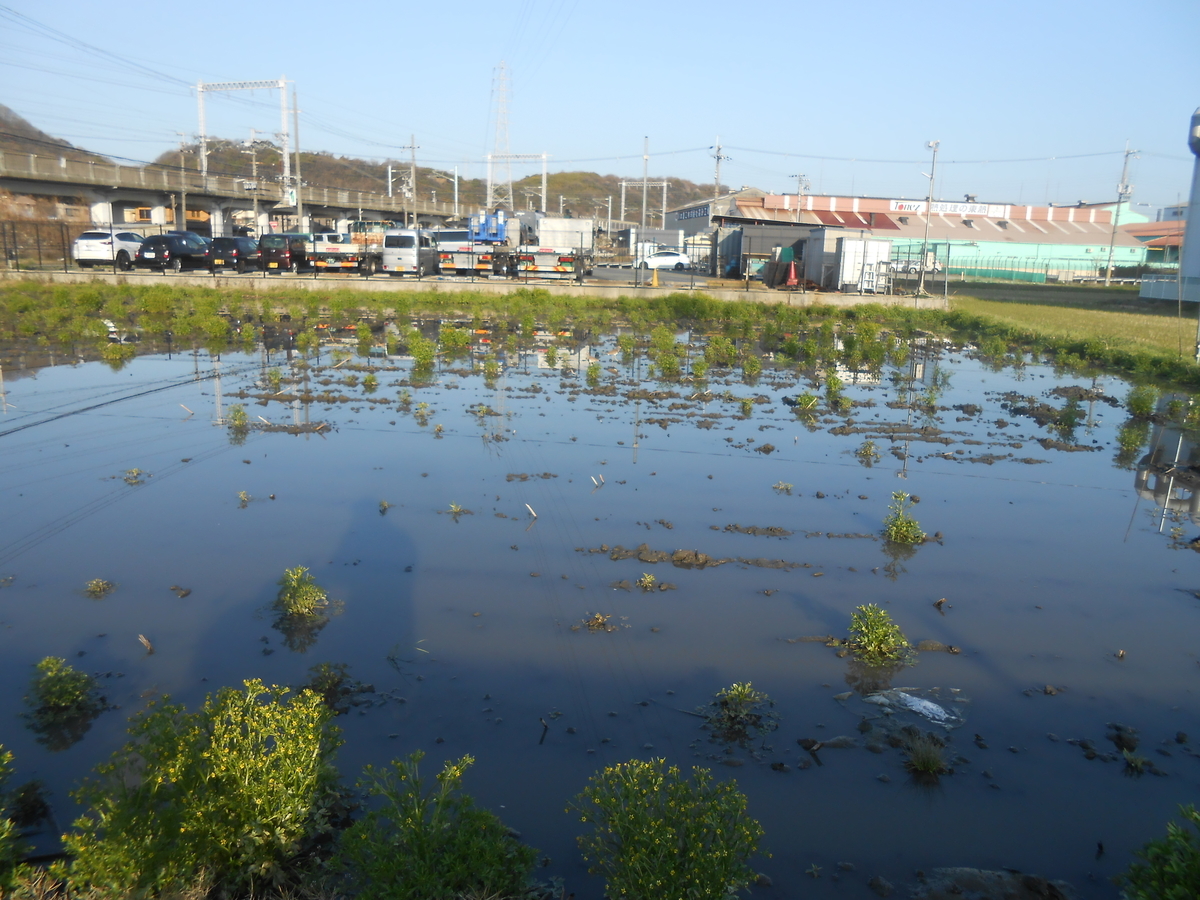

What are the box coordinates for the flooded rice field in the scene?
[1,322,1198,898]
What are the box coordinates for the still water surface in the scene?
[0,332,1197,897]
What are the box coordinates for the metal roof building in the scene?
[671,190,1151,283]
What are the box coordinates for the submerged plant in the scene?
[24,657,107,752]
[339,751,537,900]
[227,404,249,429]
[572,759,763,900]
[883,491,925,544]
[362,372,378,393]
[636,573,656,591]
[1123,749,1150,777]
[583,612,616,633]
[1126,384,1159,419]
[84,579,114,599]
[698,682,779,749]
[237,490,251,508]
[379,500,392,515]
[903,731,948,777]
[848,604,911,666]
[275,567,328,618]
[855,439,881,466]
[26,657,104,717]
[122,468,146,486]
[772,481,794,495]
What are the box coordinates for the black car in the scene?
[209,236,261,273]
[134,233,213,272]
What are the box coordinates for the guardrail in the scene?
[0,150,453,217]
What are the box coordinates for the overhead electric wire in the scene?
[725,144,1127,165]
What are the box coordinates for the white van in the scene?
[381,229,438,277]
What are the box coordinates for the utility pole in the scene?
[917,140,940,296]
[242,129,262,235]
[641,137,649,230]
[1104,142,1138,287]
[292,88,304,231]
[606,195,612,235]
[409,133,418,224]
[387,164,393,198]
[177,133,188,232]
[197,82,207,187]
[712,136,729,200]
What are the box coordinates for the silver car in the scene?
[73,230,145,270]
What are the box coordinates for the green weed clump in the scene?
[903,731,948,776]
[848,604,911,666]
[26,657,104,716]
[572,759,763,900]
[60,680,343,897]
[1119,804,1200,899]
[438,324,471,352]
[407,329,436,369]
[883,491,925,544]
[226,403,249,429]
[698,682,779,750]
[275,566,329,618]
[742,354,762,380]
[856,439,881,466]
[0,747,23,889]
[83,578,114,599]
[1126,384,1160,419]
[705,335,736,367]
[338,751,536,900]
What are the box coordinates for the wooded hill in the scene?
[0,103,108,163]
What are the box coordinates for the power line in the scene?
[724,144,1126,165]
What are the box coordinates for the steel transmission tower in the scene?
[486,63,515,210]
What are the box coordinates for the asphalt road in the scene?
[590,265,709,288]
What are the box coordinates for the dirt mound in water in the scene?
[594,543,801,570]
[909,867,1075,899]
[723,524,793,537]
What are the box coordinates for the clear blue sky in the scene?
[2,0,1197,212]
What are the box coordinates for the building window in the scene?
[898,216,909,225]
[996,220,1008,229]
[962,219,975,228]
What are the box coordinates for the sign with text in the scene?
[890,200,1008,217]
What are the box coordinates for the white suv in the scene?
[73,229,146,270]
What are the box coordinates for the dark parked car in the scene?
[259,233,309,273]
[134,233,213,272]
[209,236,261,273]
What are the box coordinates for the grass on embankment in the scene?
[952,294,1196,358]
[945,282,1200,381]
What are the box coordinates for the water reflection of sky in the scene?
[0,337,1197,897]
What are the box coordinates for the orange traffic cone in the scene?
[651,267,659,288]
[785,260,798,287]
